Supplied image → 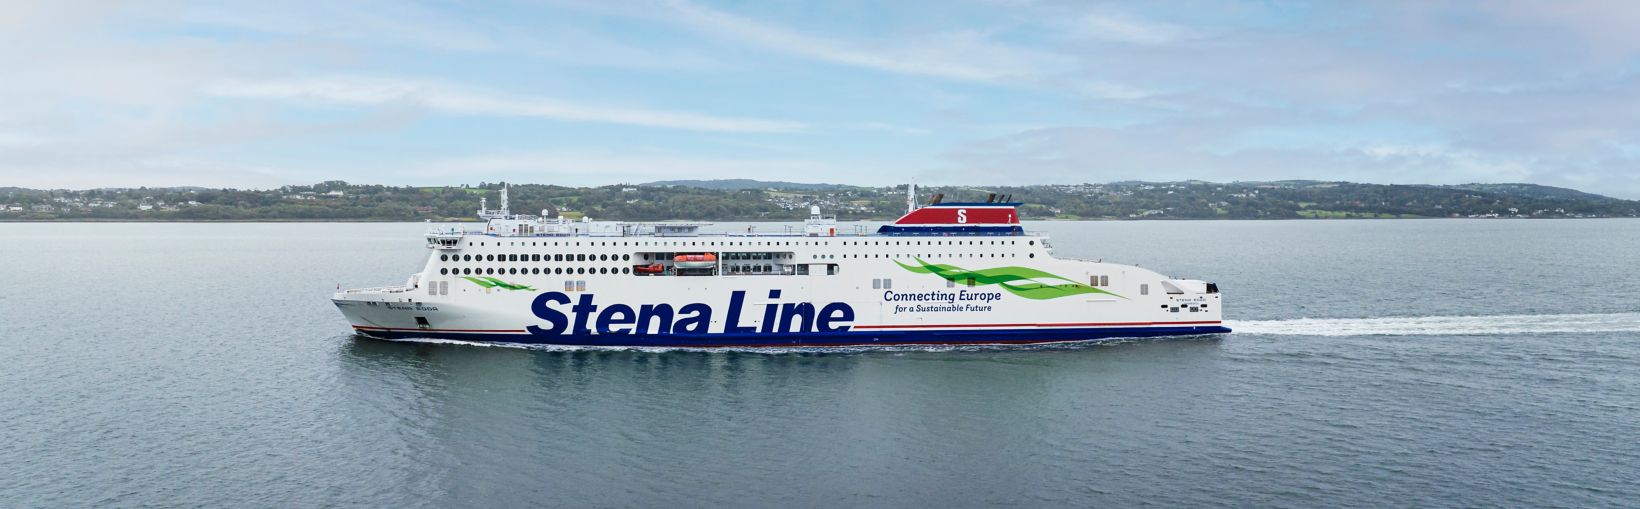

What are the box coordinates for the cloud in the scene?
[655,0,1066,82]
[406,150,852,185]
[206,76,807,133]
[1075,12,1191,45]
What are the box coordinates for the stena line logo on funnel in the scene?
[527,290,854,336]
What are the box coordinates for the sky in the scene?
[3,1,1640,197]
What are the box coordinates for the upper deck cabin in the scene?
[415,187,1049,281]
[426,186,1027,248]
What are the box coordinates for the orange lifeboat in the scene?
[673,253,718,269]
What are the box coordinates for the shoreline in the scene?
[2,216,1632,223]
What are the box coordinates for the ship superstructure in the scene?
[334,185,1229,347]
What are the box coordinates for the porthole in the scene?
[463,268,471,275]
[622,267,630,274]
[532,268,540,274]
[439,254,448,262]
[1029,253,1035,258]
[1029,241,1035,246]
[599,267,608,274]
[440,268,448,275]
[622,254,630,261]
[463,255,472,262]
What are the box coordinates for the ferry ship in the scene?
[333,186,1229,347]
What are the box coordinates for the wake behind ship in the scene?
[333,186,1229,347]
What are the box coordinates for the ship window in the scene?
[1140,284,1149,296]
[1101,275,1109,286]
[946,279,955,288]
[622,254,630,261]
[577,267,586,274]
[1029,253,1035,258]
[883,278,892,289]
[532,268,540,274]
[439,254,448,261]
[555,254,563,262]
[555,268,564,274]
[565,281,574,291]
[463,255,471,262]
[578,254,587,262]
[622,267,630,274]
[872,278,880,289]
[532,254,540,262]
[440,268,448,275]
[1029,241,1035,245]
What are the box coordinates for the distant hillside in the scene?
[3,180,1637,221]
[642,179,845,191]
[1444,183,1612,201]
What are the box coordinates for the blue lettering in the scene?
[571,294,598,335]
[635,304,675,335]
[673,303,711,334]
[817,302,854,332]
[597,304,635,334]
[779,302,815,333]
[526,292,570,336]
[528,292,855,336]
[759,289,782,333]
[725,291,756,333]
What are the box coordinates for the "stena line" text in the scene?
[527,290,854,336]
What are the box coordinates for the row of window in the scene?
[442,266,632,276]
[467,239,1037,247]
[816,253,1028,260]
[444,252,1033,264]
[442,253,633,263]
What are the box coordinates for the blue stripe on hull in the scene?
[356,326,1232,348]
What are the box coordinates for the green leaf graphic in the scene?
[462,276,534,291]
[895,258,1123,300]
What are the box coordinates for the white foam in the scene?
[1228,312,1640,336]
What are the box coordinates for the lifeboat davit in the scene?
[673,253,717,269]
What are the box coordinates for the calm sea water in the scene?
[3,220,1638,507]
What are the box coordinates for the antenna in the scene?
[499,184,510,214]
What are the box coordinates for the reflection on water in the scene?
[332,335,1232,507]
